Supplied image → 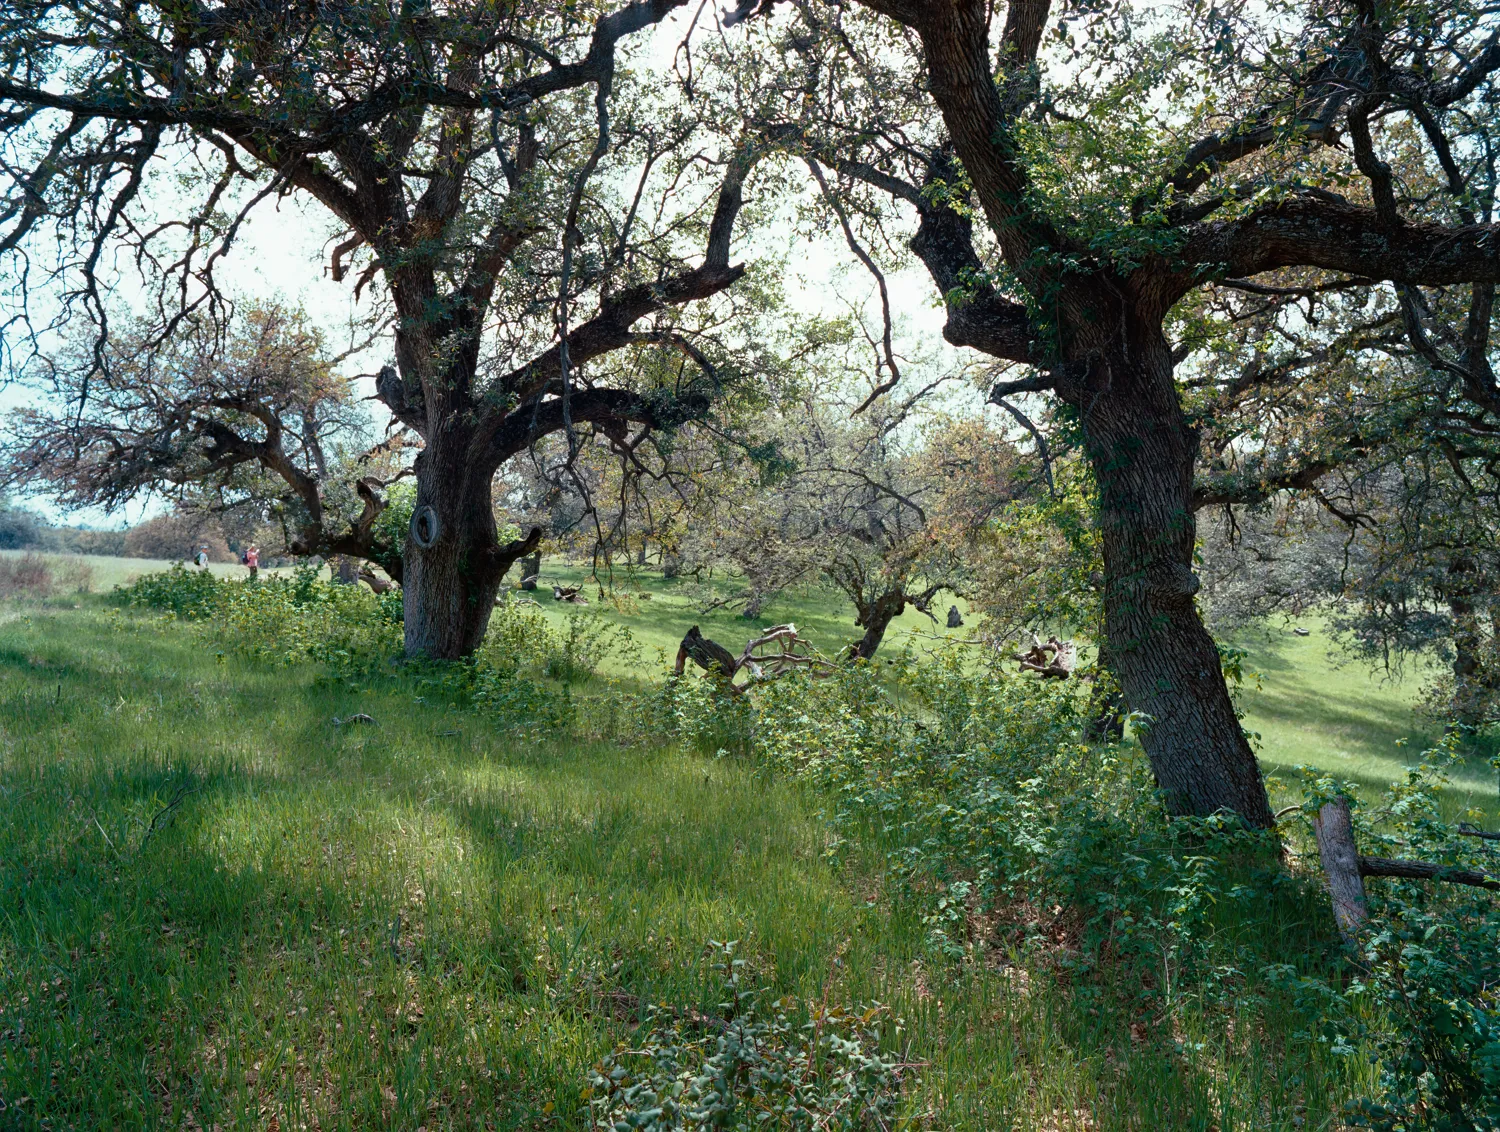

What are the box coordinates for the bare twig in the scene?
[138,785,200,853]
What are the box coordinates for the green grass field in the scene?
[1228,618,1499,820]
[0,548,253,590]
[4,557,1491,1129]
[518,561,968,666]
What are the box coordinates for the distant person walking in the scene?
[245,544,259,580]
[195,544,210,568]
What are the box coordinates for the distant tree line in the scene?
[0,498,258,564]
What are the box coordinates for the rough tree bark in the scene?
[402,437,541,657]
[847,589,907,660]
[1070,328,1274,823]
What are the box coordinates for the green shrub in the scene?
[1302,748,1500,1130]
[116,562,228,618]
[585,942,901,1131]
[736,648,1293,987]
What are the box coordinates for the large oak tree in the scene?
[731,0,1500,825]
[0,0,761,656]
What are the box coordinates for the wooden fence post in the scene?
[1313,798,1368,942]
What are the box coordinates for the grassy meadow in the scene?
[2,556,1493,1129]
[0,549,256,592]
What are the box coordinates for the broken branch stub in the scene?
[675,625,740,679]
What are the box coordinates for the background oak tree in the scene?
[0,0,764,656]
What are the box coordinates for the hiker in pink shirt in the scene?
[245,545,260,580]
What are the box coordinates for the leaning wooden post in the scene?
[1313,797,1368,942]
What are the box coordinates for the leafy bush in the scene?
[546,607,636,684]
[116,562,399,669]
[116,562,228,617]
[734,648,1291,986]
[117,565,581,739]
[585,942,901,1131]
[1300,749,1500,1131]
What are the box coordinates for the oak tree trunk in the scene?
[1071,330,1274,827]
[402,443,508,659]
[1444,559,1494,725]
[848,589,905,660]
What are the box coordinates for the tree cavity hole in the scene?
[410,505,441,549]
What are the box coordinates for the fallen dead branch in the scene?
[1012,632,1076,679]
[673,623,835,694]
[333,713,376,727]
[358,568,394,595]
[1458,824,1500,841]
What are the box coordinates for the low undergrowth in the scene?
[0,567,1491,1127]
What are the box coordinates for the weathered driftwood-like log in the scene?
[675,625,739,678]
[1313,799,1368,940]
[552,584,589,604]
[359,568,394,595]
[673,623,833,693]
[1014,634,1076,679]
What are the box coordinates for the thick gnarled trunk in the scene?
[402,440,509,659]
[848,589,905,660]
[1070,331,1274,828]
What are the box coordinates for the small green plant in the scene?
[1301,745,1500,1131]
[585,942,902,1131]
[545,608,636,684]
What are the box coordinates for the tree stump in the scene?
[675,625,739,679]
[331,555,360,584]
[519,552,541,591]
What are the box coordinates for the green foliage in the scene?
[974,465,1103,644]
[0,500,42,548]
[370,482,415,567]
[116,562,400,670]
[116,562,228,619]
[658,645,1306,1010]
[544,607,637,685]
[637,670,754,760]
[1300,746,1500,1131]
[585,942,900,1132]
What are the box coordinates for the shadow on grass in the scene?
[0,610,1378,1129]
